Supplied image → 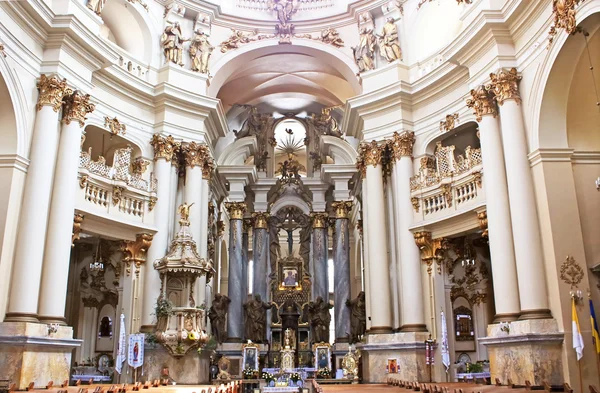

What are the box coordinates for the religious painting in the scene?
[313,343,331,370]
[387,358,398,374]
[278,259,303,290]
[454,305,474,341]
[282,267,299,287]
[242,343,259,371]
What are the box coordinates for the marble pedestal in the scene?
[479,320,563,386]
[144,345,209,384]
[356,332,430,383]
[0,322,82,390]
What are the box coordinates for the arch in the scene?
[0,55,29,157]
[270,196,311,216]
[100,0,158,65]
[531,3,600,150]
[216,136,258,166]
[321,135,357,164]
[208,39,361,99]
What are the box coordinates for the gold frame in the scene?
[278,259,303,291]
[242,343,260,371]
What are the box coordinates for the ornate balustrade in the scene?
[410,144,484,223]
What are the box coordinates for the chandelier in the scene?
[460,237,475,267]
[89,238,105,273]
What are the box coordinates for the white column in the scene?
[360,141,392,333]
[493,69,551,319]
[391,132,427,331]
[141,135,175,329]
[467,86,521,321]
[38,91,95,323]
[168,160,179,244]
[5,75,70,322]
[360,185,372,331]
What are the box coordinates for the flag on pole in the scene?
[572,298,584,361]
[590,299,600,354]
[115,314,127,374]
[441,311,450,370]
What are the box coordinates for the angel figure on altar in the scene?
[178,202,194,225]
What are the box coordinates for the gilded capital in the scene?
[466,86,497,122]
[390,131,416,160]
[252,212,270,229]
[356,140,384,178]
[36,74,72,112]
[225,202,247,220]
[62,91,95,127]
[121,233,153,277]
[310,212,329,229]
[150,134,179,162]
[488,68,521,106]
[331,201,353,219]
[182,141,210,169]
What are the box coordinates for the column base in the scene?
[0,322,82,390]
[145,344,209,384]
[356,331,430,383]
[367,326,393,335]
[400,324,427,332]
[480,319,563,386]
[518,309,552,320]
[3,313,39,323]
[493,313,521,323]
[37,316,67,325]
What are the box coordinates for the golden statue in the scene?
[178,202,194,225]
[377,17,402,62]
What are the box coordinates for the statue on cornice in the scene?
[377,17,402,63]
[320,28,344,48]
[268,0,298,25]
[189,30,214,74]
[161,22,189,66]
[352,28,376,73]
[234,106,272,139]
[220,29,259,53]
[86,0,105,15]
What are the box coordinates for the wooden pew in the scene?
[508,379,525,389]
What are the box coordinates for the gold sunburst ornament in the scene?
[560,255,584,289]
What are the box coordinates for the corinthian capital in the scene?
[182,141,212,169]
[331,201,353,219]
[225,202,247,220]
[150,134,178,162]
[466,86,497,122]
[251,212,270,229]
[62,91,95,127]
[390,131,416,160]
[310,212,329,229]
[37,74,72,112]
[356,140,384,178]
[488,68,522,106]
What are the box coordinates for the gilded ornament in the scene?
[161,22,189,66]
[477,210,488,238]
[473,171,482,188]
[414,231,448,275]
[358,140,383,168]
[178,202,194,226]
[548,0,583,45]
[466,85,497,122]
[352,28,376,72]
[440,113,459,132]
[181,141,210,169]
[202,154,215,180]
[112,186,124,205]
[36,74,72,112]
[411,197,420,212]
[310,212,329,229]
[320,28,344,47]
[189,30,214,74]
[488,68,522,106]
[104,116,127,136]
[390,131,415,160]
[376,17,402,63]
[440,184,452,207]
[79,174,88,189]
[225,202,247,220]
[150,134,178,162]
[560,255,584,289]
[252,212,270,229]
[331,201,353,219]
[121,233,153,277]
[217,220,225,237]
[62,91,95,127]
[132,157,150,175]
[72,213,84,246]
[148,196,158,211]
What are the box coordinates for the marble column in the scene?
[141,134,177,330]
[490,68,551,319]
[332,201,352,342]
[38,91,95,323]
[252,212,269,302]
[390,132,427,331]
[466,86,521,321]
[358,141,392,333]
[225,202,246,341]
[5,75,71,322]
[311,212,329,302]
[241,220,250,303]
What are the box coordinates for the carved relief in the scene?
[189,30,214,74]
[225,202,247,220]
[414,231,449,275]
[320,28,344,47]
[390,131,415,160]
[560,255,584,289]
[331,201,353,219]
[72,213,84,246]
[549,0,583,44]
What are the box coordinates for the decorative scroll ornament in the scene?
[310,212,329,229]
[150,134,178,162]
[105,116,127,136]
[36,74,72,112]
[411,197,420,212]
[414,231,449,275]
[560,255,584,289]
[390,131,416,160]
[477,210,488,238]
[359,141,383,167]
[488,68,522,105]
[148,196,157,211]
[72,213,84,246]
[62,91,95,127]
[466,85,497,122]
[121,233,153,277]
[331,201,353,219]
[220,29,262,53]
[132,157,150,175]
[112,186,124,205]
[440,113,459,132]
[252,212,270,229]
[225,202,247,220]
[549,0,584,44]
[202,152,215,180]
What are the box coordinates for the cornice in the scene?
[528,148,575,167]
[0,154,30,173]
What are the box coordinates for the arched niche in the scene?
[216,136,258,166]
[321,135,357,165]
[83,125,144,166]
[96,303,115,352]
[100,0,157,64]
[0,61,27,157]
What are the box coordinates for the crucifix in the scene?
[280,218,297,257]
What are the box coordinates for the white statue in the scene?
[377,17,402,62]
[161,22,189,66]
[189,30,214,74]
[87,0,106,15]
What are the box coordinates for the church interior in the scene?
[0,0,600,392]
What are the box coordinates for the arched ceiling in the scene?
[217,52,356,115]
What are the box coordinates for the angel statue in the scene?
[377,17,402,62]
[267,0,298,25]
[178,202,194,226]
[189,30,214,74]
[161,22,189,66]
[320,27,345,48]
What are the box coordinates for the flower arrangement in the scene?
[261,372,275,384]
[289,372,300,382]
[243,368,259,379]
[188,331,199,341]
[317,368,331,379]
[466,362,483,373]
